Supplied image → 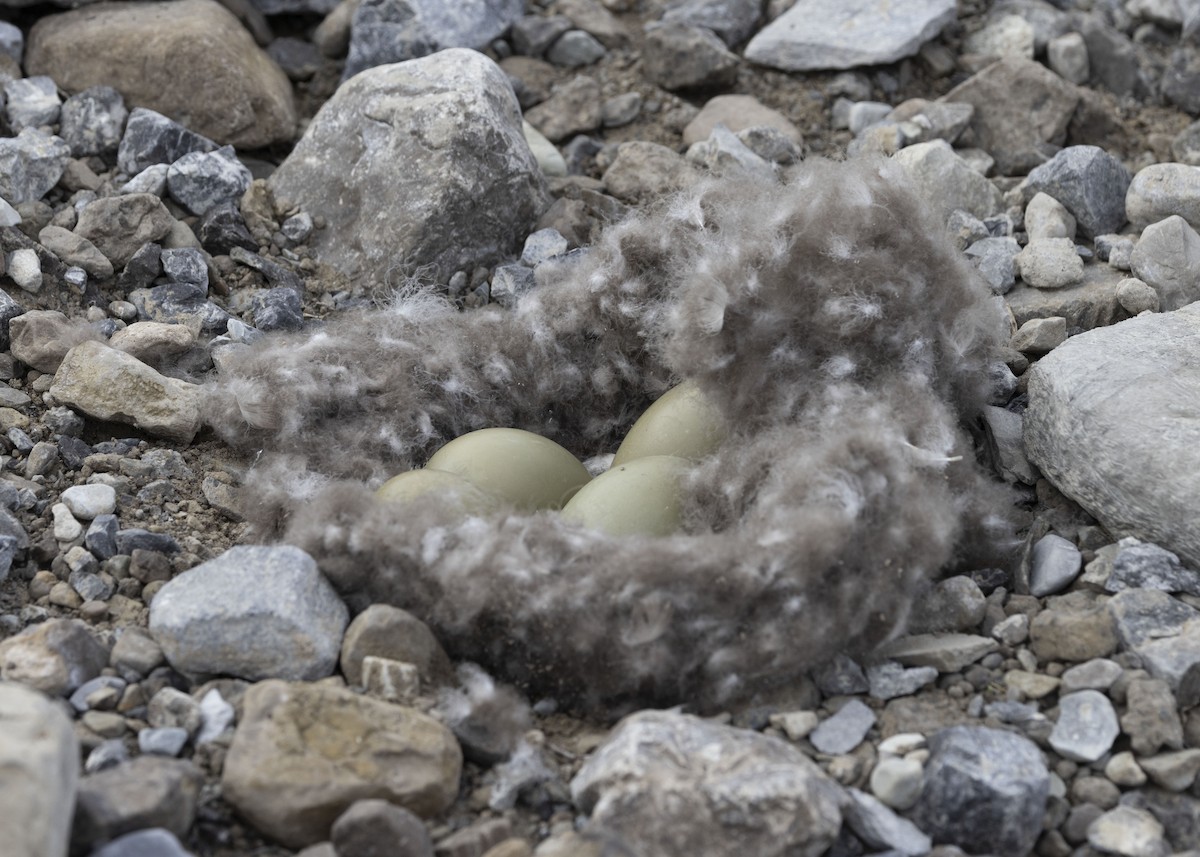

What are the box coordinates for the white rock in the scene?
[60,484,117,520]
[869,755,924,811]
[51,503,82,542]
[1087,805,1168,857]
[1048,689,1120,762]
[1017,238,1084,289]
[8,248,42,293]
[1025,192,1076,240]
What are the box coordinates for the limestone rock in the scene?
[221,680,462,849]
[25,0,296,148]
[268,48,547,286]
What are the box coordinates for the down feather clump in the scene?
[206,156,1013,714]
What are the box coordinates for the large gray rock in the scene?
[571,710,843,857]
[1023,146,1131,238]
[222,680,462,849]
[50,341,203,443]
[344,0,524,80]
[149,545,348,681]
[744,0,955,71]
[661,0,761,46]
[1127,164,1200,231]
[269,48,547,286]
[1130,215,1200,311]
[892,140,1003,224]
[25,0,296,149]
[910,725,1050,857]
[1025,304,1200,567]
[940,58,1079,176]
[0,682,78,857]
[0,128,70,204]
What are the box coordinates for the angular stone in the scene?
[331,799,433,857]
[0,128,70,204]
[877,633,997,673]
[940,58,1079,176]
[810,698,875,755]
[269,49,546,286]
[1025,305,1200,567]
[149,545,348,681]
[37,226,113,280]
[1029,593,1118,662]
[892,140,1003,224]
[73,194,176,268]
[1130,215,1200,311]
[1030,533,1082,596]
[50,341,203,443]
[744,0,955,71]
[1108,588,1197,650]
[1024,192,1076,241]
[166,146,253,216]
[661,0,760,46]
[72,757,203,847]
[343,0,524,80]
[26,0,296,148]
[0,682,78,857]
[525,75,602,143]
[1139,750,1200,793]
[1048,689,1120,762]
[1061,658,1123,694]
[0,618,108,696]
[642,22,739,91]
[116,108,218,177]
[907,576,987,634]
[1117,276,1160,314]
[966,236,1019,294]
[910,725,1049,857]
[843,788,932,856]
[1107,540,1200,596]
[1088,806,1169,857]
[571,710,842,857]
[5,76,61,131]
[222,680,462,849]
[340,604,453,688]
[1023,146,1131,238]
[59,86,128,158]
[1017,238,1084,289]
[1011,315,1067,354]
[1122,677,1184,756]
[109,322,196,364]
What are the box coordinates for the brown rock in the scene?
[1121,677,1185,756]
[25,0,295,148]
[222,680,462,849]
[340,604,454,689]
[9,309,96,373]
[73,194,175,268]
[1030,592,1119,663]
[0,617,109,696]
[603,141,701,205]
[683,94,803,147]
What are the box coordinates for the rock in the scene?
[4,76,60,131]
[59,86,128,159]
[682,94,802,147]
[1162,49,1200,117]
[26,0,296,148]
[512,16,574,57]
[1022,146,1131,238]
[1030,533,1082,596]
[0,128,70,204]
[809,699,875,755]
[907,576,987,634]
[73,194,176,269]
[570,710,842,857]
[525,75,602,143]
[1011,315,1067,354]
[343,0,524,80]
[964,13,1034,59]
[1061,658,1123,694]
[111,628,164,676]
[269,49,545,286]
[1024,192,1076,241]
[221,680,462,849]
[130,283,229,335]
[892,140,1003,224]
[37,226,113,280]
[843,788,932,856]
[1122,677,1184,756]
[60,485,117,520]
[72,757,203,848]
[642,22,739,91]
[1126,164,1200,232]
[252,287,304,331]
[1117,276,1160,314]
[1087,806,1169,857]
[737,126,801,164]
[602,141,700,205]
[940,57,1079,176]
[1121,790,1200,852]
[149,545,347,681]
[869,755,924,810]
[744,0,955,71]
[770,710,818,741]
[1108,588,1196,649]
[1106,751,1147,787]
[90,829,194,857]
[330,799,433,857]
[7,247,42,293]
[814,653,868,696]
[0,22,20,63]
[50,341,203,443]
[139,728,190,757]
[109,321,197,364]
[117,108,218,177]
[1139,750,1200,792]
[546,30,607,67]
[661,0,761,46]
[1024,304,1200,567]
[0,618,107,696]
[1029,592,1118,662]
[1017,239,1084,289]
[1130,215,1200,311]
[686,125,775,180]
[1174,121,1200,166]
[340,604,453,688]
[197,201,257,256]
[166,146,253,217]
[0,682,78,857]
[877,633,997,672]
[1005,264,1128,332]
[965,236,1020,294]
[1107,540,1200,596]
[1048,689,1120,762]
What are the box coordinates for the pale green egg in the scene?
[560,455,689,537]
[425,427,591,511]
[375,468,503,515]
[612,380,727,466]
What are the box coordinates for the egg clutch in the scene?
[375,382,728,537]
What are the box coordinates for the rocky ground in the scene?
[1,0,1200,856]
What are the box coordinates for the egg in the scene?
[376,468,502,515]
[424,427,591,511]
[612,380,727,466]
[560,455,689,537]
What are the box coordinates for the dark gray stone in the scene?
[166,146,252,216]
[642,22,739,91]
[1073,14,1141,97]
[511,15,573,57]
[1107,540,1200,596]
[866,661,938,701]
[70,570,113,602]
[72,757,203,849]
[1162,49,1200,116]
[130,283,230,335]
[1022,146,1130,238]
[1108,588,1197,650]
[85,515,119,561]
[90,828,194,857]
[160,248,208,288]
[116,242,163,293]
[267,37,325,82]
[252,287,304,331]
[117,108,218,177]
[115,529,179,555]
[4,76,61,132]
[0,128,70,204]
[809,699,876,755]
[344,0,525,80]
[744,0,955,71]
[1025,304,1200,567]
[1030,533,1082,597]
[228,246,303,292]
[69,676,127,714]
[330,799,433,857]
[814,653,869,696]
[546,30,606,67]
[0,289,26,352]
[0,22,22,64]
[910,726,1049,857]
[489,264,535,308]
[662,0,761,47]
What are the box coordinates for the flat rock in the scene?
[1139,749,1200,792]
[117,108,218,177]
[26,0,295,148]
[1048,689,1120,762]
[50,341,203,443]
[1107,540,1200,596]
[0,682,78,857]
[1025,304,1200,567]
[1126,163,1200,231]
[1005,263,1129,332]
[149,545,348,681]
[0,128,70,204]
[570,710,843,857]
[72,757,203,848]
[910,725,1049,857]
[221,680,462,849]
[524,75,602,143]
[269,48,546,286]
[876,633,998,673]
[1029,592,1118,662]
[1129,215,1200,311]
[0,618,107,696]
[892,140,1003,224]
[37,225,113,280]
[1088,805,1169,857]
[809,699,876,755]
[843,788,932,856]
[1017,238,1084,289]
[1022,146,1131,238]
[682,94,802,147]
[940,57,1079,176]
[744,0,955,71]
[109,321,197,363]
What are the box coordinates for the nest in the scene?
[207,157,1014,714]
